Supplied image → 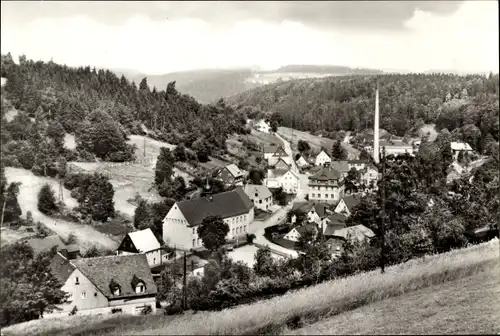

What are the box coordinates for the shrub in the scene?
[141,305,153,315]
[37,183,57,214]
[69,306,78,316]
[246,233,256,244]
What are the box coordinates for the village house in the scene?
[360,164,379,187]
[265,168,300,194]
[326,224,375,257]
[334,195,362,217]
[116,228,162,267]
[347,160,369,171]
[282,223,319,243]
[291,202,327,225]
[243,184,273,211]
[263,145,288,165]
[23,234,80,260]
[162,187,254,250]
[295,154,310,168]
[274,157,291,170]
[214,164,245,186]
[321,213,348,237]
[450,141,473,159]
[315,149,332,167]
[254,119,272,133]
[307,163,345,204]
[47,253,157,318]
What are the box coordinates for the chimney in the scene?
[373,84,380,164]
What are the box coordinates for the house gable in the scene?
[334,199,350,216]
[117,235,139,254]
[273,147,288,157]
[275,158,290,170]
[283,228,301,242]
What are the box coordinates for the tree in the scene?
[247,169,265,185]
[359,149,371,161]
[1,182,22,224]
[173,143,187,162]
[297,140,311,153]
[331,141,347,160]
[253,246,277,277]
[197,215,229,252]
[345,168,360,194]
[271,187,287,206]
[155,147,175,186]
[37,183,57,215]
[134,197,152,229]
[0,243,69,327]
[76,173,115,222]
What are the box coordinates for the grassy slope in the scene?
[4,238,498,336]
[287,267,500,335]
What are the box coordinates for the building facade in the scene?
[315,150,332,167]
[243,184,273,211]
[308,164,345,204]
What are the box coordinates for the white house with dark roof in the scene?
[265,168,300,194]
[450,141,473,159]
[243,184,273,211]
[296,154,309,168]
[291,202,327,225]
[308,164,345,204]
[255,119,271,133]
[214,164,245,186]
[162,187,254,250]
[116,228,162,267]
[334,195,362,217]
[315,149,332,166]
[46,253,157,318]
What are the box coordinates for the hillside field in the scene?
[4,238,498,336]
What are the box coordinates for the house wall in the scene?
[265,177,280,189]
[334,200,351,216]
[384,146,414,156]
[59,269,109,314]
[315,152,332,166]
[146,249,162,267]
[308,182,344,203]
[163,204,192,250]
[307,209,321,224]
[280,171,299,193]
[361,168,379,186]
[45,296,157,319]
[283,228,301,242]
[247,192,273,211]
[275,160,290,170]
[297,157,308,167]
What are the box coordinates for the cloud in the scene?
[1,1,497,74]
[2,1,464,30]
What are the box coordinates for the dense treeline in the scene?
[228,73,499,151]
[1,53,248,168]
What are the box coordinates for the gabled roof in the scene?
[316,149,331,159]
[268,168,299,180]
[333,224,375,241]
[176,187,254,227]
[451,141,473,151]
[263,145,283,154]
[291,202,325,218]
[309,166,342,181]
[127,228,161,253]
[225,164,244,178]
[23,235,68,255]
[313,203,326,218]
[272,147,288,157]
[295,223,318,236]
[50,252,76,285]
[324,214,348,236]
[244,184,272,200]
[341,195,362,210]
[331,161,350,172]
[71,254,157,299]
[274,158,291,169]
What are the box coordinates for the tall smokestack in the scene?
[373,84,380,164]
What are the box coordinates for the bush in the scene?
[37,183,58,214]
[246,233,256,244]
[69,306,78,316]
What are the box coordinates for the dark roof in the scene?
[324,214,348,236]
[292,201,313,213]
[177,187,254,227]
[263,145,282,154]
[273,238,298,250]
[71,254,157,299]
[331,161,350,172]
[62,244,80,253]
[342,195,362,210]
[313,203,326,218]
[309,166,343,181]
[50,252,76,285]
[24,235,67,255]
[296,223,318,236]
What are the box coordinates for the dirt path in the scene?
[5,168,118,252]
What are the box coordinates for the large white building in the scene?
[265,168,300,194]
[315,149,332,167]
[162,187,254,250]
[308,164,345,204]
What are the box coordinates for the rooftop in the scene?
[309,166,343,181]
[176,187,254,227]
[127,228,161,253]
[243,184,272,200]
[225,164,244,178]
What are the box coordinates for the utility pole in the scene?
[143,136,146,158]
[380,146,386,274]
[182,251,187,310]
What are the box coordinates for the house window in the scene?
[192,239,196,247]
[255,193,258,197]
[192,228,195,234]
[325,194,329,198]
[113,287,121,296]
[331,194,334,198]
[153,258,156,265]
[259,200,262,204]
[312,193,315,198]
[81,291,86,299]
[135,282,146,294]
[75,276,80,285]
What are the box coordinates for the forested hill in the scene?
[1,53,248,165]
[228,73,499,146]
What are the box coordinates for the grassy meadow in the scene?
[3,238,498,336]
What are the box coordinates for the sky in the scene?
[1,1,498,75]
